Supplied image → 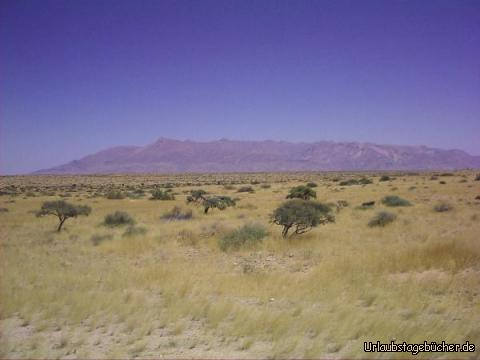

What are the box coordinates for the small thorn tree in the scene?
[272,199,334,238]
[36,200,91,232]
[202,196,235,214]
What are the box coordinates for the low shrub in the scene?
[0,207,8,212]
[306,182,318,188]
[104,211,135,227]
[379,175,391,182]
[339,178,373,186]
[433,202,454,212]
[237,186,255,193]
[150,189,175,200]
[260,184,271,189]
[368,211,397,227]
[161,206,193,221]
[475,174,480,181]
[218,223,268,251]
[105,190,125,200]
[382,195,411,207]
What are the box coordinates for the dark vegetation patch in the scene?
[368,211,397,227]
[339,178,373,186]
[382,195,412,207]
[123,226,148,237]
[91,234,113,246]
[104,211,135,227]
[237,186,255,193]
[150,189,175,200]
[161,206,193,221]
[433,202,454,212]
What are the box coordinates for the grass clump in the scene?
[433,202,454,212]
[161,206,193,221]
[368,211,397,227]
[381,195,412,207]
[104,211,135,227]
[218,223,268,251]
[91,234,113,246]
[122,225,147,237]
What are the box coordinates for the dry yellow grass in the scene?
[0,171,479,358]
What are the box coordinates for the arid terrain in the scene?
[1,171,479,358]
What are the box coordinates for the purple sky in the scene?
[1,0,479,174]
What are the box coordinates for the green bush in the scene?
[306,182,318,188]
[379,175,391,182]
[286,185,316,200]
[219,223,268,251]
[186,189,207,203]
[382,195,412,207]
[150,189,175,200]
[272,199,334,238]
[104,211,135,227]
[339,178,373,186]
[368,211,397,227]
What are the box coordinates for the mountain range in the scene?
[34,138,480,174]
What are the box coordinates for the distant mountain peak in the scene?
[34,139,480,174]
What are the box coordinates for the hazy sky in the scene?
[1,0,479,174]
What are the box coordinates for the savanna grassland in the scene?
[1,171,479,359]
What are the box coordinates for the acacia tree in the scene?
[202,196,235,214]
[272,199,334,238]
[286,185,317,200]
[36,200,91,232]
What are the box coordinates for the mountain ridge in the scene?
[34,138,480,174]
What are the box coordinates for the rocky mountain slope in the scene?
[35,138,480,173]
